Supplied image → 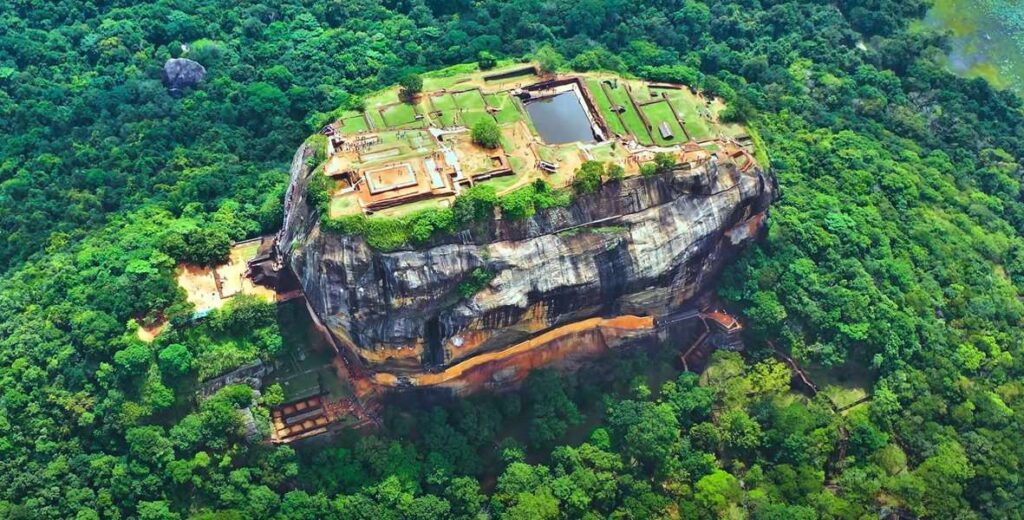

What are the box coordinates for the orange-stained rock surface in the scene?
[370,314,654,394]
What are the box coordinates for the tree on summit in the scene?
[471,118,501,148]
[400,73,423,100]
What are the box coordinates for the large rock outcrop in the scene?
[161,58,206,94]
[277,144,774,392]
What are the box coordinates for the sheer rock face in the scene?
[161,58,206,93]
[279,143,775,378]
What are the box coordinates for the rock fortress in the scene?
[185,63,774,443]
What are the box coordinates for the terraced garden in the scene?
[659,88,715,141]
[338,112,370,134]
[429,92,459,127]
[601,81,654,145]
[640,100,688,146]
[327,66,753,226]
[486,93,524,124]
[380,102,421,128]
[586,78,627,136]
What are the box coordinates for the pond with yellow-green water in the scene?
[923,0,1024,92]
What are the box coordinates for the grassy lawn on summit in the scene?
[641,100,688,145]
[339,114,369,134]
[380,103,419,128]
[461,110,495,129]
[586,79,627,136]
[454,89,488,110]
[664,89,715,141]
[429,93,460,127]
[430,93,457,112]
[603,82,653,144]
[487,93,523,125]
[476,175,519,192]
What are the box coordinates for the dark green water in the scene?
[524,92,596,144]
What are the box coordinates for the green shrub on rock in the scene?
[573,160,605,194]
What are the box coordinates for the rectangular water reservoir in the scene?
[524,91,597,145]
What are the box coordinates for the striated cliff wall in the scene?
[277,142,775,392]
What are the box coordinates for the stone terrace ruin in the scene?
[319,63,758,220]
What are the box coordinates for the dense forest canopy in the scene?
[2,0,1024,518]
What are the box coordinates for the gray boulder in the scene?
[161,58,206,93]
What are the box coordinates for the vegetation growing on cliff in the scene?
[2,0,1024,518]
[315,185,501,250]
[312,176,573,249]
[457,268,497,298]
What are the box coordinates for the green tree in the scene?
[534,45,564,74]
[458,268,495,298]
[693,470,743,518]
[114,342,152,375]
[163,227,231,266]
[279,491,332,520]
[572,160,605,194]
[689,422,721,452]
[719,409,763,453]
[452,185,498,225]
[400,73,423,98]
[610,399,684,472]
[502,488,559,520]
[745,359,791,397]
[137,501,180,520]
[261,384,285,407]
[662,372,714,427]
[606,400,681,473]
[478,51,498,70]
[244,82,288,117]
[189,38,225,65]
[158,344,194,376]
[653,152,676,173]
[607,163,625,182]
[907,442,974,517]
[471,118,501,148]
[499,186,537,220]
[445,476,485,518]
[524,371,581,448]
[126,426,175,468]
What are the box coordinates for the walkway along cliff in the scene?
[268,140,776,397]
